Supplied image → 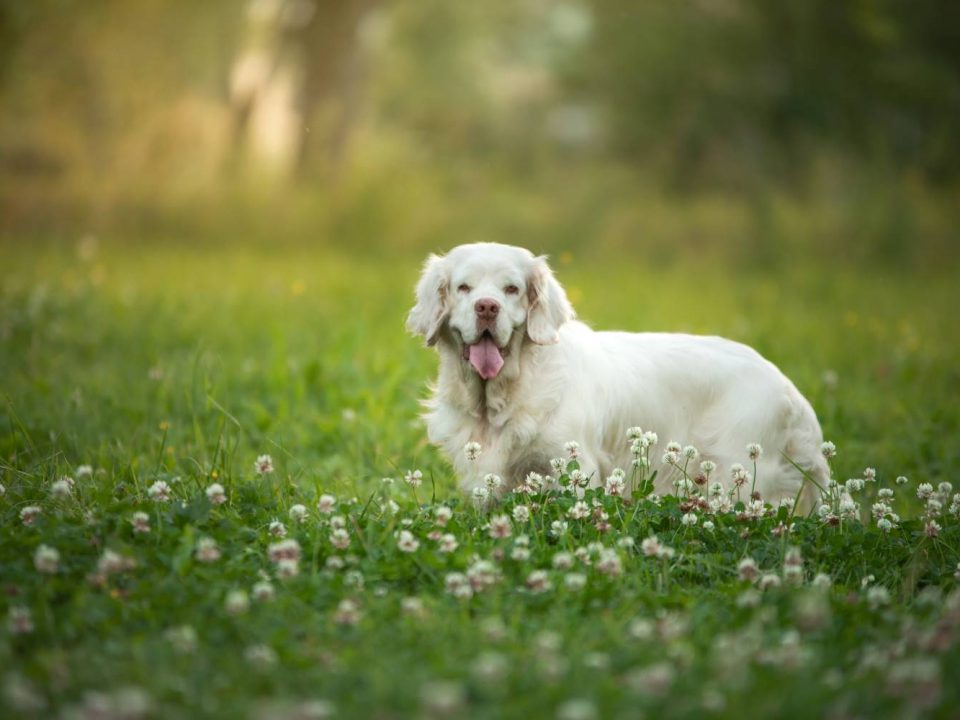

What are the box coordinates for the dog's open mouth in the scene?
[462,330,506,380]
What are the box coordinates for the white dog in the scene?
[407,242,827,505]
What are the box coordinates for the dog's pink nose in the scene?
[474,298,500,320]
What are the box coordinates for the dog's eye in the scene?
[504,285,519,295]
[457,283,471,293]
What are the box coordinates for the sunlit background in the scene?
[2,0,958,265]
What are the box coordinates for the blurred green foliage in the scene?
[0,0,957,268]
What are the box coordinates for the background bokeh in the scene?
[1,0,958,267]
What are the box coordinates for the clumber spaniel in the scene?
[407,242,827,505]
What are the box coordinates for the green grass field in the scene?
[1,240,959,718]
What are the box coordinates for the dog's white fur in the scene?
[408,242,827,504]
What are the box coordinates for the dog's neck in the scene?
[436,330,533,427]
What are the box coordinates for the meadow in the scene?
[1,238,959,719]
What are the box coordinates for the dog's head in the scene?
[407,243,574,380]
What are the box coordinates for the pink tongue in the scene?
[468,336,504,379]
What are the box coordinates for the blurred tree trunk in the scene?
[228,0,376,182]
[288,0,376,180]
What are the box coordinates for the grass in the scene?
[1,238,959,718]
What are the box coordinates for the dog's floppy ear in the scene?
[526,255,574,345]
[407,253,450,346]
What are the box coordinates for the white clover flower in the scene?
[488,514,512,539]
[708,481,724,498]
[681,512,698,527]
[254,455,274,475]
[165,625,197,654]
[76,464,93,478]
[845,478,864,494]
[330,528,351,550]
[466,560,499,592]
[472,486,490,504]
[483,473,502,490]
[820,441,837,459]
[19,506,42,526]
[401,597,425,616]
[512,505,531,523]
[738,557,759,582]
[444,572,473,600]
[438,533,458,553]
[267,538,301,563]
[866,586,890,609]
[938,481,953,497]
[434,505,453,526]
[50,478,73,499]
[564,441,581,459]
[567,501,590,520]
[702,520,715,532]
[747,443,763,461]
[397,530,420,553]
[8,607,34,635]
[569,469,588,488]
[700,460,717,475]
[325,556,345,570]
[205,483,226,505]
[330,515,347,530]
[195,537,221,563]
[510,545,530,562]
[682,445,699,461]
[917,483,934,500]
[550,520,568,537]
[597,549,622,577]
[526,570,552,593]
[276,558,300,579]
[564,572,587,591]
[315,494,336,514]
[642,431,659,447]
[618,536,635,548]
[759,573,782,590]
[252,581,275,602]
[641,535,675,560]
[245,644,277,666]
[550,457,567,475]
[812,573,832,590]
[148,481,171,502]
[33,544,59,573]
[605,473,626,497]
[463,441,482,461]
[269,520,288,538]
[0,482,5,496]
[665,441,682,454]
[877,517,893,532]
[225,590,249,615]
[877,488,894,500]
[130,511,150,534]
[552,552,574,570]
[925,520,941,538]
[730,463,749,487]
[661,451,680,467]
[863,467,876,482]
[895,475,908,485]
[98,549,135,575]
[288,504,308,523]
[523,472,544,494]
[404,469,423,488]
